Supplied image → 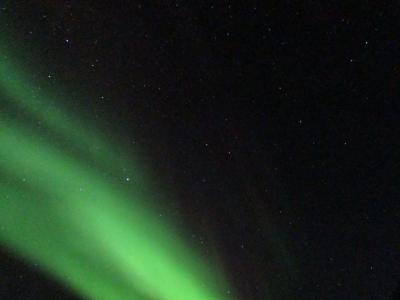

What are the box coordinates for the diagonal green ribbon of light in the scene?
[0,33,232,300]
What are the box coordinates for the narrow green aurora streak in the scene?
[0,35,232,299]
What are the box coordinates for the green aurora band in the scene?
[0,30,232,299]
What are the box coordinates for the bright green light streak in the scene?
[0,37,232,299]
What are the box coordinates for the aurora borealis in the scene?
[0,19,232,300]
[1,2,400,299]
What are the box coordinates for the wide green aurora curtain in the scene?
[0,13,232,300]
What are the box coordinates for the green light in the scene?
[0,32,232,300]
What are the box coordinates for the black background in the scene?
[0,1,399,299]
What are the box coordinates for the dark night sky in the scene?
[0,1,399,299]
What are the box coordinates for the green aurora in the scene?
[0,25,233,300]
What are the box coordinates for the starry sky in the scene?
[0,1,399,300]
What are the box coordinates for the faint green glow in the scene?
[0,33,232,299]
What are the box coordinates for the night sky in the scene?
[0,1,399,299]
